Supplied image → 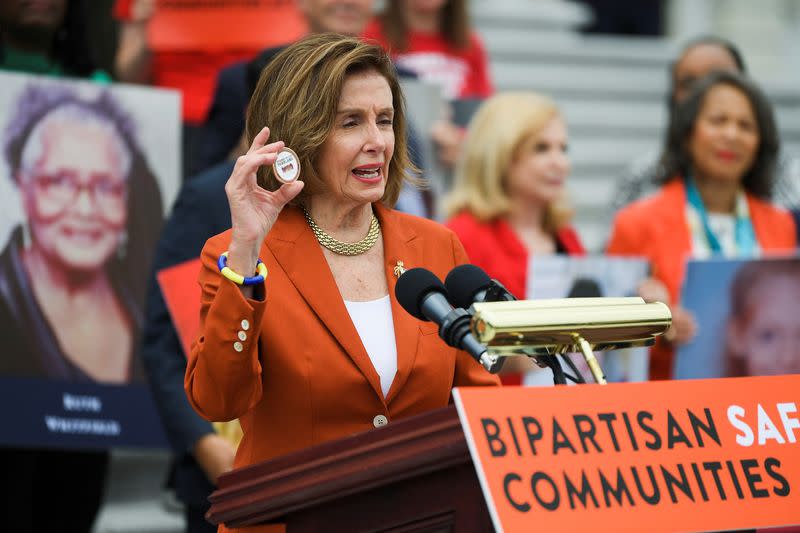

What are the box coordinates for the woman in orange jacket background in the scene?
[608,71,796,380]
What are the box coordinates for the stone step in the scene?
[91,449,184,533]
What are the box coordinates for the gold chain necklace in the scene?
[302,207,381,256]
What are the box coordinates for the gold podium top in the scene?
[470,297,672,356]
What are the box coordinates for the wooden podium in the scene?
[206,406,493,532]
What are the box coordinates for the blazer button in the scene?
[240,319,250,331]
[373,414,388,428]
[237,331,247,341]
[233,341,243,352]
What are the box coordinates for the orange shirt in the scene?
[114,0,263,124]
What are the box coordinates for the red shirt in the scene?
[114,0,261,124]
[150,50,255,124]
[447,211,585,386]
[362,19,493,100]
[446,211,585,300]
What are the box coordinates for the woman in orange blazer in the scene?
[184,35,498,531]
[608,71,796,381]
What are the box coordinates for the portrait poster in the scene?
[526,255,651,385]
[674,256,800,380]
[0,71,181,449]
[147,0,308,51]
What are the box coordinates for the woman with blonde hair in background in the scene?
[445,92,585,385]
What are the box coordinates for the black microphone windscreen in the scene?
[395,268,447,320]
[445,264,491,309]
[567,277,603,298]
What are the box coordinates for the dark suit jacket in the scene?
[141,160,234,505]
[196,46,285,173]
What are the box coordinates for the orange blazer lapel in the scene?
[373,204,425,405]
[747,195,797,250]
[266,206,384,400]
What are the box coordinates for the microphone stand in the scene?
[560,354,586,384]
[572,333,607,385]
[538,355,567,385]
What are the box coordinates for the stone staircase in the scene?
[91,450,184,533]
[473,0,800,251]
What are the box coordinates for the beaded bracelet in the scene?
[217,252,268,286]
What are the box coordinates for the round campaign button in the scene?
[273,148,301,184]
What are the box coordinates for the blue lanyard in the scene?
[685,177,758,256]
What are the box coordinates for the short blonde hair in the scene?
[247,33,412,207]
[445,92,572,230]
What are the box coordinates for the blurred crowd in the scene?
[1,1,798,532]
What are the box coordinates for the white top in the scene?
[344,295,397,398]
[685,192,761,259]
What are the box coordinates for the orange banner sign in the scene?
[148,0,307,51]
[453,376,800,533]
[157,257,202,358]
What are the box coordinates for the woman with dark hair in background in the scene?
[0,84,163,531]
[0,0,108,80]
[610,35,800,215]
[608,71,796,381]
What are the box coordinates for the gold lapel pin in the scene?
[393,260,406,278]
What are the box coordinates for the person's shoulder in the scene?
[615,180,678,221]
[556,225,586,255]
[748,193,795,229]
[445,210,489,236]
[467,31,487,51]
[747,194,797,248]
[748,193,791,215]
[382,210,463,253]
[390,209,452,237]
[361,18,385,41]
[246,44,289,82]
[219,59,247,78]
[184,160,236,192]
[174,162,234,223]
[253,44,288,65]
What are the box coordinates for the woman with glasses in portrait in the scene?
[0,84,163,384]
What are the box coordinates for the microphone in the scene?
[567,277,603,298]
[395,267,497,372]
[444,264,517,309]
